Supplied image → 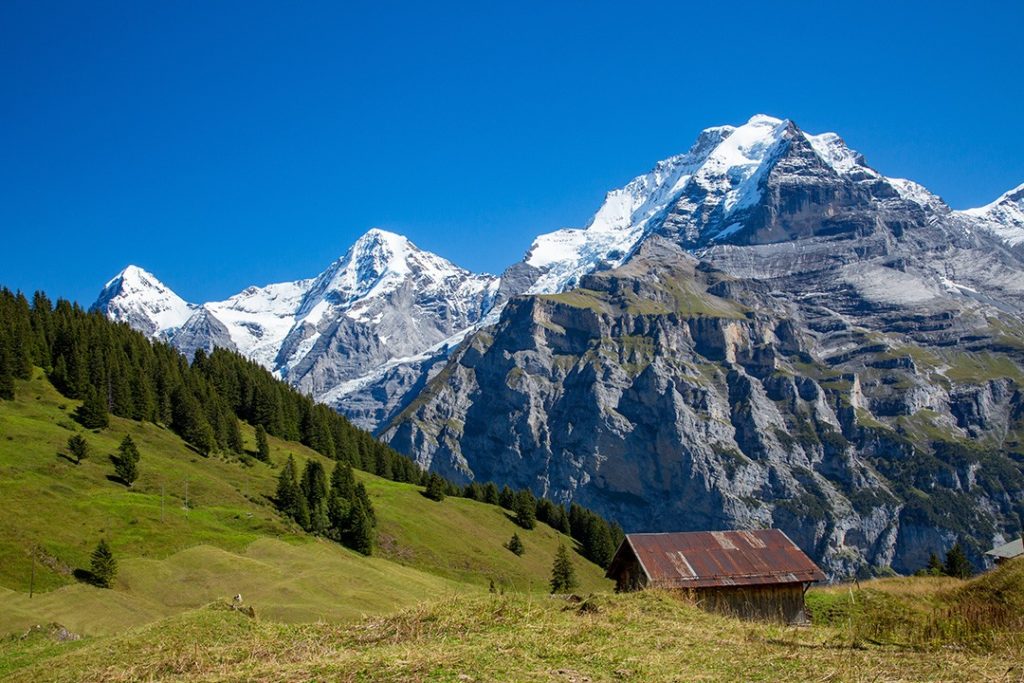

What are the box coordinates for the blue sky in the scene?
[2,0,1022,305]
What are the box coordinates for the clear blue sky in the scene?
[2,0,1022,305]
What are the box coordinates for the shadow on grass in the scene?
[55,451,78,465]
[72,568,103,587]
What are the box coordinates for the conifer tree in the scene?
[67,433,90,465]
[354,482,376,525]
[76,388,109,429]
[330,460,355,499]
[327,486,350,539]
[294,491,312,531]
[89,538,117,588]
[255,424,270,461]
[550,544,578,593]
[584,515,615,567]
[112,434,140,486]
[0,338,14,400]
[114,452,138,487]
[276,455,301,520]
[345,499,374,555]
[926,552,944,576]
[424,472,446,501]
[118,434,140,463]
[499,485,515,510]
[301,460,329,533]
[506,532,525,556]
[514,489,537,530]
[482,482,499,505]
[944,542,973,579]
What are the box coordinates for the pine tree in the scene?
[76,388,109,429]
[514,489,537,530]
[276,455,301,519]
[0,337,14,400]
[67,433,90,464]
[112,434,140,486]
[944,542,973,579]
[255,424,270,461]
[330,461,355,499]
[506,532,525,556]
[927,552,944,576]
[354,482,376,525]
[482,482,499,505]
[499,485,515,510]
[424,472,446,501]
[295,492,312,531]
[114,451,138,487]
[89,538,117,588]
[345,499,375,555]
[301,459,329,534]
[550,544,578,594]
[118,434,140,463]
[584,515,616,567]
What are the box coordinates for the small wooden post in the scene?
[29,549,35,599]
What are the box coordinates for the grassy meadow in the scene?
[2,370,1023,681]
[0,370,607,638]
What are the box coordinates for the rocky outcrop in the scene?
[94,115,1024,579]
[383,117,1024,579]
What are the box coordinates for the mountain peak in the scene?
[961,181,1024,246]
[295,228,494,325]
[92,265,193,337]
[103,264,158,290]
[353,227,412,249]
[745,113,786,126]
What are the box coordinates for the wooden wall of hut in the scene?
[670,584,809,624]
[611,558,647,592]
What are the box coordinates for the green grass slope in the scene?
[0,371,609,636]
[4,563,1023,683]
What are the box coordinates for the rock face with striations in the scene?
[382,116,1024,578]
[94,115,1024,578]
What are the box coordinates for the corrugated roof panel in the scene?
[607,529,826,588]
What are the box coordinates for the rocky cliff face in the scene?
[94,115,1024,578]
[383,117,1024,578]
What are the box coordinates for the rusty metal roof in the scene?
[606,529,826,588]
[985,537,1023,560]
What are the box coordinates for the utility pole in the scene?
[184,477,189,519]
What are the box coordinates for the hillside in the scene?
[2,560,1021,682]
[0,369,608,637]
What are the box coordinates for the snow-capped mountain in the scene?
[93,228,498,428]
[275,229,499,411]
[94,115,1024,436]
[91,266,194,338]
[517,115,962,298]
[959,182,1024,247]
[381,116,1024,579]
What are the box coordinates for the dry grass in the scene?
[808,559,1024,653]
[4,589,1023,682]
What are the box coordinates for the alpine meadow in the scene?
[3,2,1024,681]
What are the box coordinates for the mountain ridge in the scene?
[93,116,1024,434]
[92,115,1024,577]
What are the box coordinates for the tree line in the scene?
[0,287,625,566]
[431,476,625,567]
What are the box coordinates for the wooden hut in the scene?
[605,529,825,623]
[985,536,1023,565]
